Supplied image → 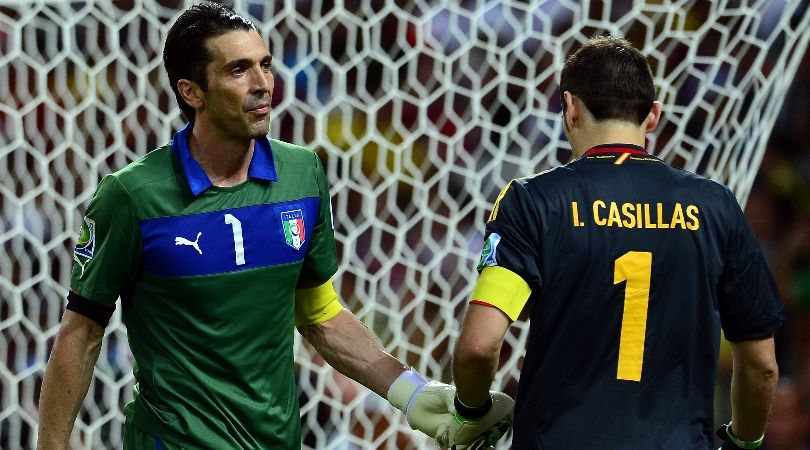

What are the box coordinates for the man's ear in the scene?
[563,91,579,130]
[177,79,204,110]
[645,101,663,134]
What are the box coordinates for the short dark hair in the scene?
[560,35,655,125]
[163,2,259,123]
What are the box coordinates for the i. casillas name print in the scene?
[570,200,700,230]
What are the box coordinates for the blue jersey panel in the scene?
[140,197,320,277]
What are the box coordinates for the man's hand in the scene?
[716,422,764,450]
[387,369,456,439]
[436,391,514,449]
[387,369,514,448]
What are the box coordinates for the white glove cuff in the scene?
[386,368,428,415]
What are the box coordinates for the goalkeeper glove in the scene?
[435,392,514,449]
[716,422,764,450]
[387,368,456,439]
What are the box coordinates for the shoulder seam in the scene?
[106,174,140,222]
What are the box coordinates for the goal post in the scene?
[1,1,808,449]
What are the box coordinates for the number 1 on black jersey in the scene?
[614,251,652,381]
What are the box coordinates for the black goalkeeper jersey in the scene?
[482,143,784,450]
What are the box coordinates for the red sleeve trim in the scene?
[470,300,498,309]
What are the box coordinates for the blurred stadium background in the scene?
[1,0,809,449]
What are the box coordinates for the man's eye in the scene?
[232,67,246,76]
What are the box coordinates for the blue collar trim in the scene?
[171,123,278,196]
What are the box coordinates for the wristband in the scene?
[722,423,764,449]
[454,395,493,420]
[386,368,427,415]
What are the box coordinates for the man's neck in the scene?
[571,120,647,157]
[188,122,255,187]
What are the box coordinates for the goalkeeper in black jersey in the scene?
[450,35,784,450]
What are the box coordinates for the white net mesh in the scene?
[1,0,809,449]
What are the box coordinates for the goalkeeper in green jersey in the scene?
[36,3,511,449]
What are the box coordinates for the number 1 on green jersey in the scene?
[224,213,246,266]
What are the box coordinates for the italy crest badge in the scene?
[281,209,305,250]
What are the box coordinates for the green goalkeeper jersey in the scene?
[70,124,339,449]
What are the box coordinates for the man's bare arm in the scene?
[37,310,106,450]
[729,336,779,442]
[452,303,511,407]
[297,308,406,397]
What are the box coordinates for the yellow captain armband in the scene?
[470,266,532,321]
[295,280,344,326]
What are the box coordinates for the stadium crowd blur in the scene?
[1,1,809,449]
[737,56,810,450]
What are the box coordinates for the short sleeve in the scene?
[717,188,785,341]
[70,174,141,303]
[478,180,542,289]
[298,154,339,283]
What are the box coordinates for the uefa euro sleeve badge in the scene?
[73,217,96,276]
[477,233,501,271]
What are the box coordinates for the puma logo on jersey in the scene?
[175,231,203,254]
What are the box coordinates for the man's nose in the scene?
[250,67,273,94]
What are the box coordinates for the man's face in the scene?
[199,30,274,139]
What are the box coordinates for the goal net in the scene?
[1,0,808,449]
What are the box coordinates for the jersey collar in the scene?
[582,143,648,156]
[171,123,279,197]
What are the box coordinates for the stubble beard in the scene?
[209,109,269,141]
[247,115,271,138]
[243,95,272,138]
